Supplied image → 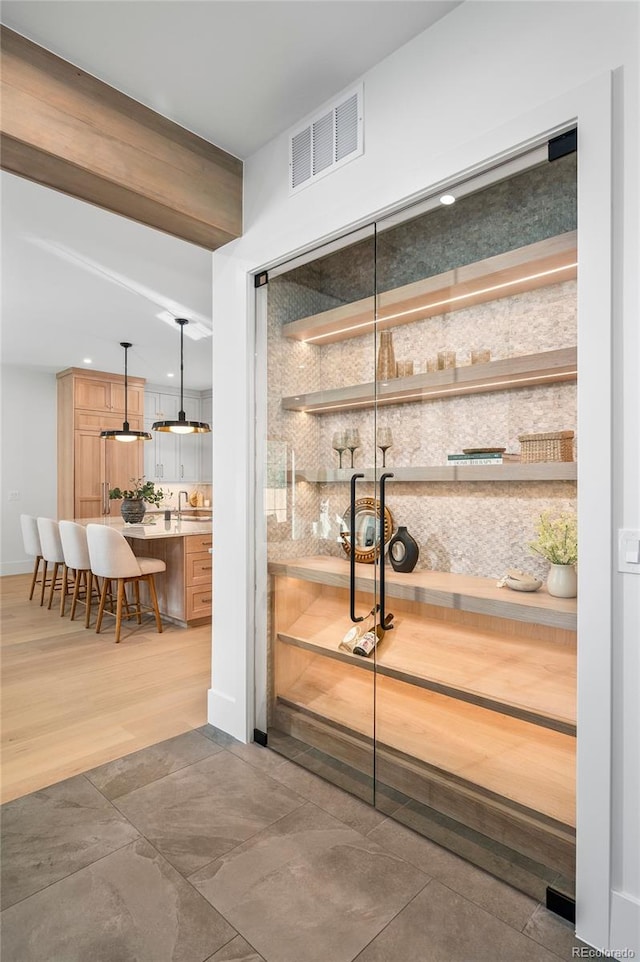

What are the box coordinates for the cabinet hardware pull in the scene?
[201,565,212,570]
[349,472,365,623]
[201,597,212,603]
[379,472,395,631]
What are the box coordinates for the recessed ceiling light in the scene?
[167,372,174,378]
[440,194,456,206]
[83,358,92,364]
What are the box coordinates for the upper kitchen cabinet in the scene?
[57,368,145,520]
[200,392,213,484]
[144,387,203,483]
[73,371,144,417]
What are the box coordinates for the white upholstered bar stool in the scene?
[20,514,45,601]
[36,518,67,610]
[59,521,99,626]
[86,524,165,644]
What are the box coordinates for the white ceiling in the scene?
[0,1,462,387]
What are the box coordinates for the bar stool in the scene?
[86,524,165,644]
[59,521,101,626]
[36,518,67,610]
[20,514,45,601]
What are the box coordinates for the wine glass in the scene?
[344,428,361,469]
[332,431,347,469]
[376,427,393,468]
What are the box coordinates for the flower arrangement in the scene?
[109,478,170,507]
[529,510,577,565]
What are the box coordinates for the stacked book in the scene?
[447,450,520,466]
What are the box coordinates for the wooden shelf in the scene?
[277,592,575,732]
[275,660,575,827]
[269,557,577,631]
[282,348,577,414]
[294,462,577,483]
[282,232,577,344]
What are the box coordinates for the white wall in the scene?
[211,1,639,952]
[0,366,58,574]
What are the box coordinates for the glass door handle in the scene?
[379,472,395,631]
[349,472,365,623]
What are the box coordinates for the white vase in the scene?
[546,563,577,598]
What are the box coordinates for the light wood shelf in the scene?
[294,462,577,483]
[275,659,575,827]
[282,232,577,344]
[281,348,577,414]
[276,592,576,733]
[269,557,577,631]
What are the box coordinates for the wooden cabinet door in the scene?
[75,378,111,412]
[110,382,144,416]
[105,432,144,515]
[74,430,106,518]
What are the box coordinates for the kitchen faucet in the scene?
[177,490,189,520]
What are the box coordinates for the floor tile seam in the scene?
[197,725,241,750]
[435,876,556,947]
[82,741,226,801]
[349,876,437,962]
[183,797,316,884]
[298,799,438,878]
[363,813,549,933]
[0,833,142,914]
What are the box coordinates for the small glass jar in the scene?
[471,349,491,365]
[396,360,414,377]
[437,351,456,370]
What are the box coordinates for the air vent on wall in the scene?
[289,84,363,194]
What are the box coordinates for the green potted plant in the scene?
[109,477,171,524]
[529,509,577,597]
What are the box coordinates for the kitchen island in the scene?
[75,516,212,626]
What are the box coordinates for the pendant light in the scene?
[100,342,151,442]
[152,318,211,434]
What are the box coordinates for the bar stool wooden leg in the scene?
[85,571,94,629]
[60,565,70,617]
[96,578,109,634]
[40,560,48,606]
[115,578,126,643]
[133,580,142,624]
[47,562,61,610]
[29,555,42,601]
[147,575,163,634]
[69,569,81,621]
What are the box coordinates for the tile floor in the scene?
[1,726,594,962]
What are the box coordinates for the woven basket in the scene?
[518,430,575,463]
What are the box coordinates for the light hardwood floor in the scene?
[0,574,211,803]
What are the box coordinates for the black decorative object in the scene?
[388,526,419,572]
[121,499,146,524]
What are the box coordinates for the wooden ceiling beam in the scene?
[0,26,242,250]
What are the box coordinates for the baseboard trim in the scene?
[0,562,32,577]
[610,889,640,956]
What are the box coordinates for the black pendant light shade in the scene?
[152,319,211,434]
[100,342,152,442]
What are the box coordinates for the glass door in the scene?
[260,226,382,804]
[259,142,577,902]
[371,150,578,900]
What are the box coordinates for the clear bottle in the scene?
[376,330,397,380]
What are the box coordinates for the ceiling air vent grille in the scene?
[289,84,363,194]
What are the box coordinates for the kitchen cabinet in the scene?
[133,529,213,625]
[144,389,201,482]
[57,369,145,520]
[199,392,213,483]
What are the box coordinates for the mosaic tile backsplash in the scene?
[265,276,577,582]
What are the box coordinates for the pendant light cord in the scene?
[179,320,185,419]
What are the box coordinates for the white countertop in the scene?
[73,516,213,540]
